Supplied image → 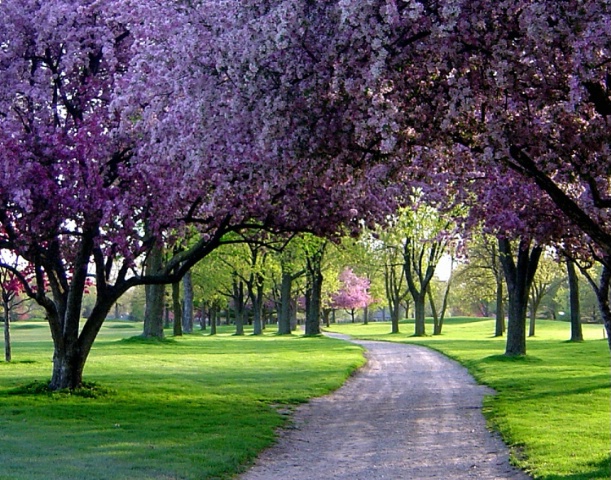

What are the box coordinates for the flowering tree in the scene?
[0,261,30,362]
[0,1,399,390]
[332,268,374,323]
[422,0,611,350]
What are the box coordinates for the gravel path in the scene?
[239,334,532,480]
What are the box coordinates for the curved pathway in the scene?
[239,334,531,480]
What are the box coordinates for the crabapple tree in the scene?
[0,0,398,389]
[331,268,374,323]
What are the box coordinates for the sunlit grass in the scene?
[0,321,364,479]
[327,317,610,480]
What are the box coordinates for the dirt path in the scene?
[239,334,532,480]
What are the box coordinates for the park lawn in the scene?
[327,317,610,480]
[0,321,365,480]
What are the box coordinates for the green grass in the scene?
[0,321,365,480]
[327,317,610,480]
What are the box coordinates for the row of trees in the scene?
[1,0,610,388]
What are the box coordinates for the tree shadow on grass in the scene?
[536,456,611,480]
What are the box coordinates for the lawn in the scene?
[0,321,365,480]
[327,317,611,480]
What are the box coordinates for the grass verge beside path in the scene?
[327,318,610,480]
[0,322,365,480]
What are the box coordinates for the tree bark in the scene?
[182,270,194,334]
[3,301,11,362]
[49,295,115,390]
[597,264,611,350]
[143,242,165,339]
[232,278,245,336]
[249,273,264,335]
[304,246,325,336]
[403,238,442,337]
[305,268,323,335]
[210,305,217,336]
[413,293,426,336]
[278,271,293,334]
[499,238,542,356]
[494,277,505,337]
[567,258,583,342]
[528,299,536,337]
[427,285,442,335]
[172,281,182,336]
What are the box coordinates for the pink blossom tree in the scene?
[0,260,30,362]
[332,268,374,323]
[0,1,399,390]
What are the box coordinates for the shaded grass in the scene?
[0,321,365,479]
[327,318,610,480]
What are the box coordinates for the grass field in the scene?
[0,321,365,480]
[327,317,611,480]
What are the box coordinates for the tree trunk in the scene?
[494,277,505,337]
[413,293,426,336]
[290,299,298,331]
[428,285,442,335]
[172,281,182,336]
[499,238,542,356]
[233,278,245,336]
[567,258,583,342]
[3,302,11,362]
[528,299,536,337]
[278,271,292,334]
[304,242,325,336]
[210,306,217,336]
[322,308,331,328]
[143,242,165,338]
[182,270,194,334]
[390,302,400,334]
[49,298,114,390]
[305,265,323,336]
[251,275,264,335]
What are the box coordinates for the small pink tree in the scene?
[332,268,374,323]
[0,260,33,362]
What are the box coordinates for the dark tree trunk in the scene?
[322,308,331,328]
[233,278,245,336]
[143,242,165,339]
[172,281,182,336]
[581,259,611,349]
[598,265,611,349]
[305,268,323,335]
[278,271,292,334]
[499,238,542,356]
[305,263,323,336]
[528,299,536,337]
[494,277,505,337]
[567,258,583,342]
[182,270,194,334]
[384,261,404,334]
[363,305,369,325]
[304,241,326,336]
[250,274,264,335]
[3,301,11,362]
[428,285,441,335]
[210,306,217,336]
[403,238,441,338]
[413,293,426,336]
[49,296,114,390]
[290,299,298,331]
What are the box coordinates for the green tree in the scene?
[528,255,565,337]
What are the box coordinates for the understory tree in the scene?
[331,268,374,323]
